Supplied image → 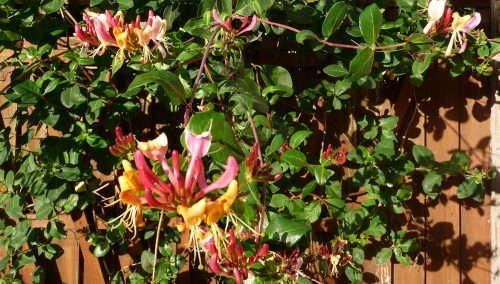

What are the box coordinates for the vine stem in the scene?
[184,25,222,126]
[246,111,267,236]
[256,17,406,50]
[151,209,165,284]
[0,49,71,95]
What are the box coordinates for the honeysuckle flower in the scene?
[445,12,481,57]
[205,180,238,225]
[319,239,352,276]
[132,129,239,217]
[274,249,303,281]
[321,145,347,166]
[206,228,269,284]
[109,127,136,158]
[177,198,207,228]
[212,9,257,36]
[245,144,283,182]
[423,0,446,34]
[112,160,148,235]
[137,133,168,160]
[75,10,170,62]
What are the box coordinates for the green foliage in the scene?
[0,0,495,282]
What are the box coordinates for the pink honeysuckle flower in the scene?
[212,9,257,36]
[206,228,269,284]
[133,130,238,208]
[75,10,170,62]
[445,12,481,56]
[423,0,446,34]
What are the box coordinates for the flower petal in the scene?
[428,0,446,21]
[185,130,211,159]
[194,156,239,199]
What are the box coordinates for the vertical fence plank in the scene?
[420,66,461,284]
[392,79,427,284]
[459,76,491,284]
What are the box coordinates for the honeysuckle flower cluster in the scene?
[206,228,269,284]
[321,145,347,166]
[109,126,136,158]
[110,128,239,235]
[75,10,170,63]
[423,0,481,56]
[212,9,257,36]
[319,239,352,276]
[274,249,304,281]
[245,144,283,183]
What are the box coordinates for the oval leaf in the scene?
[127,70,186,105]
[359,4,383,44]
[322,1,348,38]
[348,47,374,81]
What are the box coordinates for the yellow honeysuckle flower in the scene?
[205,180,238,225]
[177,198,207,228]
[112,160,148,234]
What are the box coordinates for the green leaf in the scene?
[93,241,110,257]
[32,267,46,284]
[352,247,365,264]
[289,130,312,149]
[457,177,481,199]
[312,166,334,186]
[451,151,470,167]
[398,239,419,253]
[34,197,54,220]
[359,4,383,44]
[266,213,311,247]
[8,80,40,106]
[412,145,435,168]
[396,186,413,201]
[322,1,348,38]
[396,0,416,12]
[46,220,67,240]
[253,0,274,16]
[110,272,125,284]
[60,85,82,108]
[294,202,321,223]
[11,220,30,251]
[141,250,155,273]
[14,252,36,268]
[229,93,253,115]
[323,64,349,77]
[348,48,374,81]
[422,172,443,199]
[117,0,134,10]
[43,243,64,260]
[376,247,393,264]
[6,195,25,219]
[325,181,342,198]
[296,30,320,44]
[281,150,306,174]
[41,0,63,14]
[269,194,290,208]
[127,71,186,105]
[345,266,363,283]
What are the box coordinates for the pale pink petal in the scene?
[462,12,481,32]
[95,19,117,45]
[185,130,211,159]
